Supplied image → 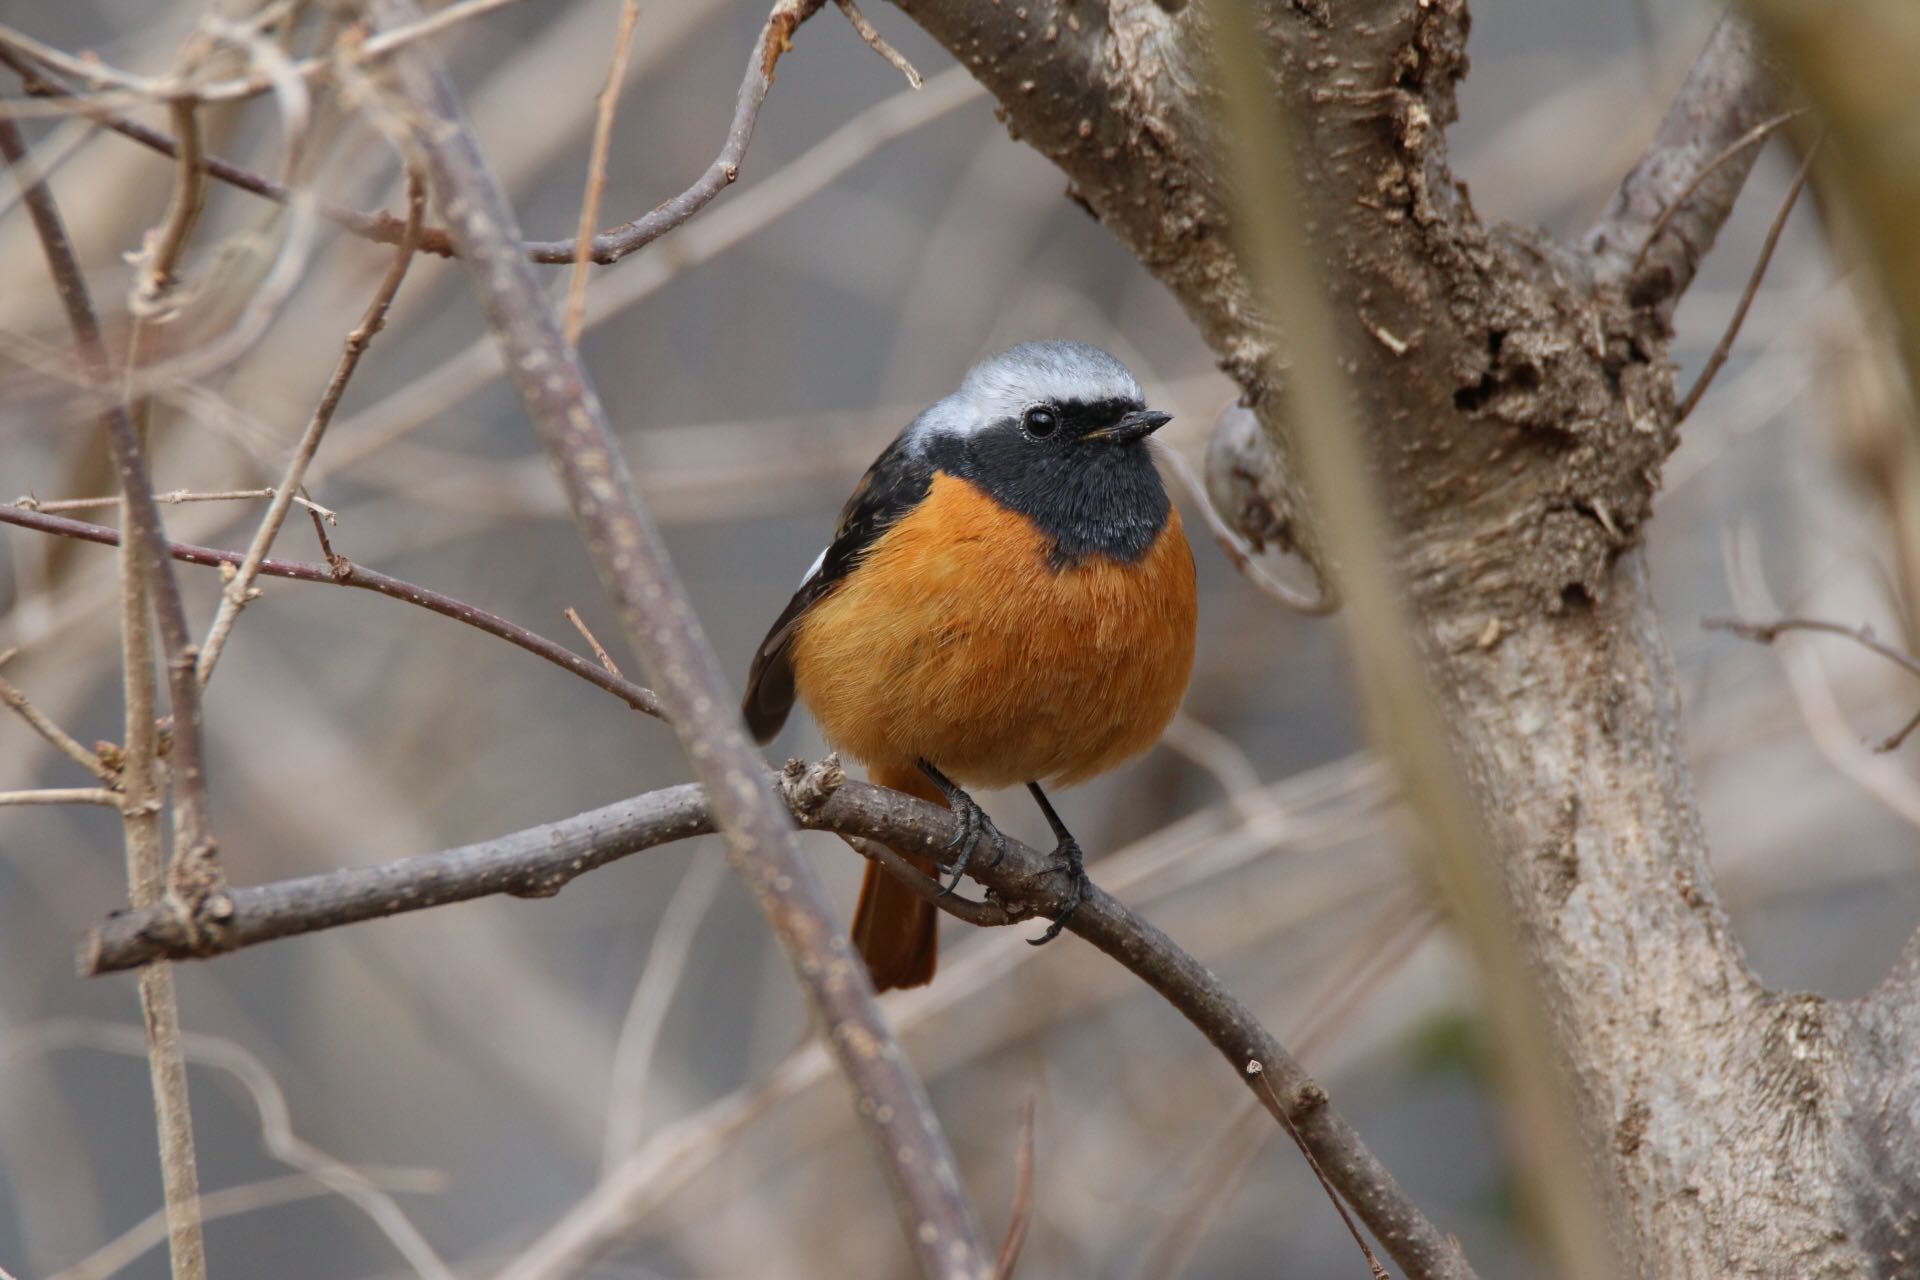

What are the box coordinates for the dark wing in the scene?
[742,432,935,743]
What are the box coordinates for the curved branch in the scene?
[83,762,1474,1280]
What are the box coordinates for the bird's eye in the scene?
[1023,406,1058,438]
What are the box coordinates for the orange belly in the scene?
[789,470,1197,789]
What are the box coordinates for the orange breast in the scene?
[789,470,1197,789]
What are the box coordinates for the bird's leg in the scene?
[917,760,1005,895]
[1024,782,1088,945]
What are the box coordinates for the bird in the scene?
[742,341,1197,992]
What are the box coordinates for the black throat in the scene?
[925,423,1171,568]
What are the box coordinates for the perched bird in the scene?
[743,341,1197,991]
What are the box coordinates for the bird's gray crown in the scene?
[908,340,1145,443]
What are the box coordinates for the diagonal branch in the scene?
[1585,14,1788,314]
[82,762,1469,1280]
[0,506,666,720]
[358,3,991,1275]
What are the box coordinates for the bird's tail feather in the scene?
[850,761,944,992]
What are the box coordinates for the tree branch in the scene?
[82,762,1471,1280]
[1,108,215,1280]
[195,172,428,686]
[359,3,991,1274]
[1585,15,1788,314]
[0,506,666,720]
[5,0,836,268]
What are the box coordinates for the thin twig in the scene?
[0,0,533,107]
[995,1099,1038,1280]
[0,667,119,785]
[1702,614,1920,682]
[564,607,623,679]
[14,489,338,523]
[0,506,667,720]
[0,787,122,807]
[517,0,830,264]
[1875,705,1920,754]
[131,96,208,316]
[0,107,213,1280]
[1628,108,1806,280]
[0,47,456,255]
[50,1169,443,1280]
[196,171,427,686]
[1585,15,1786,310]
[563,0,641,345]
[20,1018,454,1279]
[834,0,922,89]
[1133,894,1435,1280]
[1674,145,1815,422]
[5,0,896,269]
[1248,1062,1391,1280]
[322,67,982,471]
[602,854,728,1170]
[363,9,990,1273]
[1720,530,1920,833]
[1704,610,1920,752]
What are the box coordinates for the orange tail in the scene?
[851,762,945,992]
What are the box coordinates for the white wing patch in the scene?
[798,546,826,587]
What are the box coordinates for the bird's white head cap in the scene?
[910,341,1146,443]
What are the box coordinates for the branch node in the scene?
[781,753,846,818]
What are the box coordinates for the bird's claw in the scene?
[938,791,1004,896]
[1029,837,1088,946]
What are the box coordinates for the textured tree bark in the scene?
[891,0,1920,1274]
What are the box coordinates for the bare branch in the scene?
[361,3,992,1273]
[1248,1062,1388,1280]
[1,105,214,1280]
[0,0,534,106]
[0,47,457,256]
[1675,145,1813,422]
[994,1100,1036,1280]
[1586,15,1788,313]
[1703,614,1920,684]
[80,762,1464,1280]
[16,489,338,523]
[0,787,121,808]
[4,0,835,270]
[196,170,427,686]
[562,0,642,344]
[517,0,828,264]
[0,506,667,720]
[834,0,923,90]
[2,100,223,895]
[22,1019,453,1279]
[563,607,623,679]
[0,665,119,785]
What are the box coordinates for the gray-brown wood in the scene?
[886,1,1917,1275]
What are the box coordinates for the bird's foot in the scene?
[1029,836,1089,946]
[938,790,1006,895]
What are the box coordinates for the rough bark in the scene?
[891,0,1920,1274]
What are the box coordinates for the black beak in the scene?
[1104,408,1172,443]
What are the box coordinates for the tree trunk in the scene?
[892,0,1920,1272]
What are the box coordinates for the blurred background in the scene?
[2,0,1915,1276]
